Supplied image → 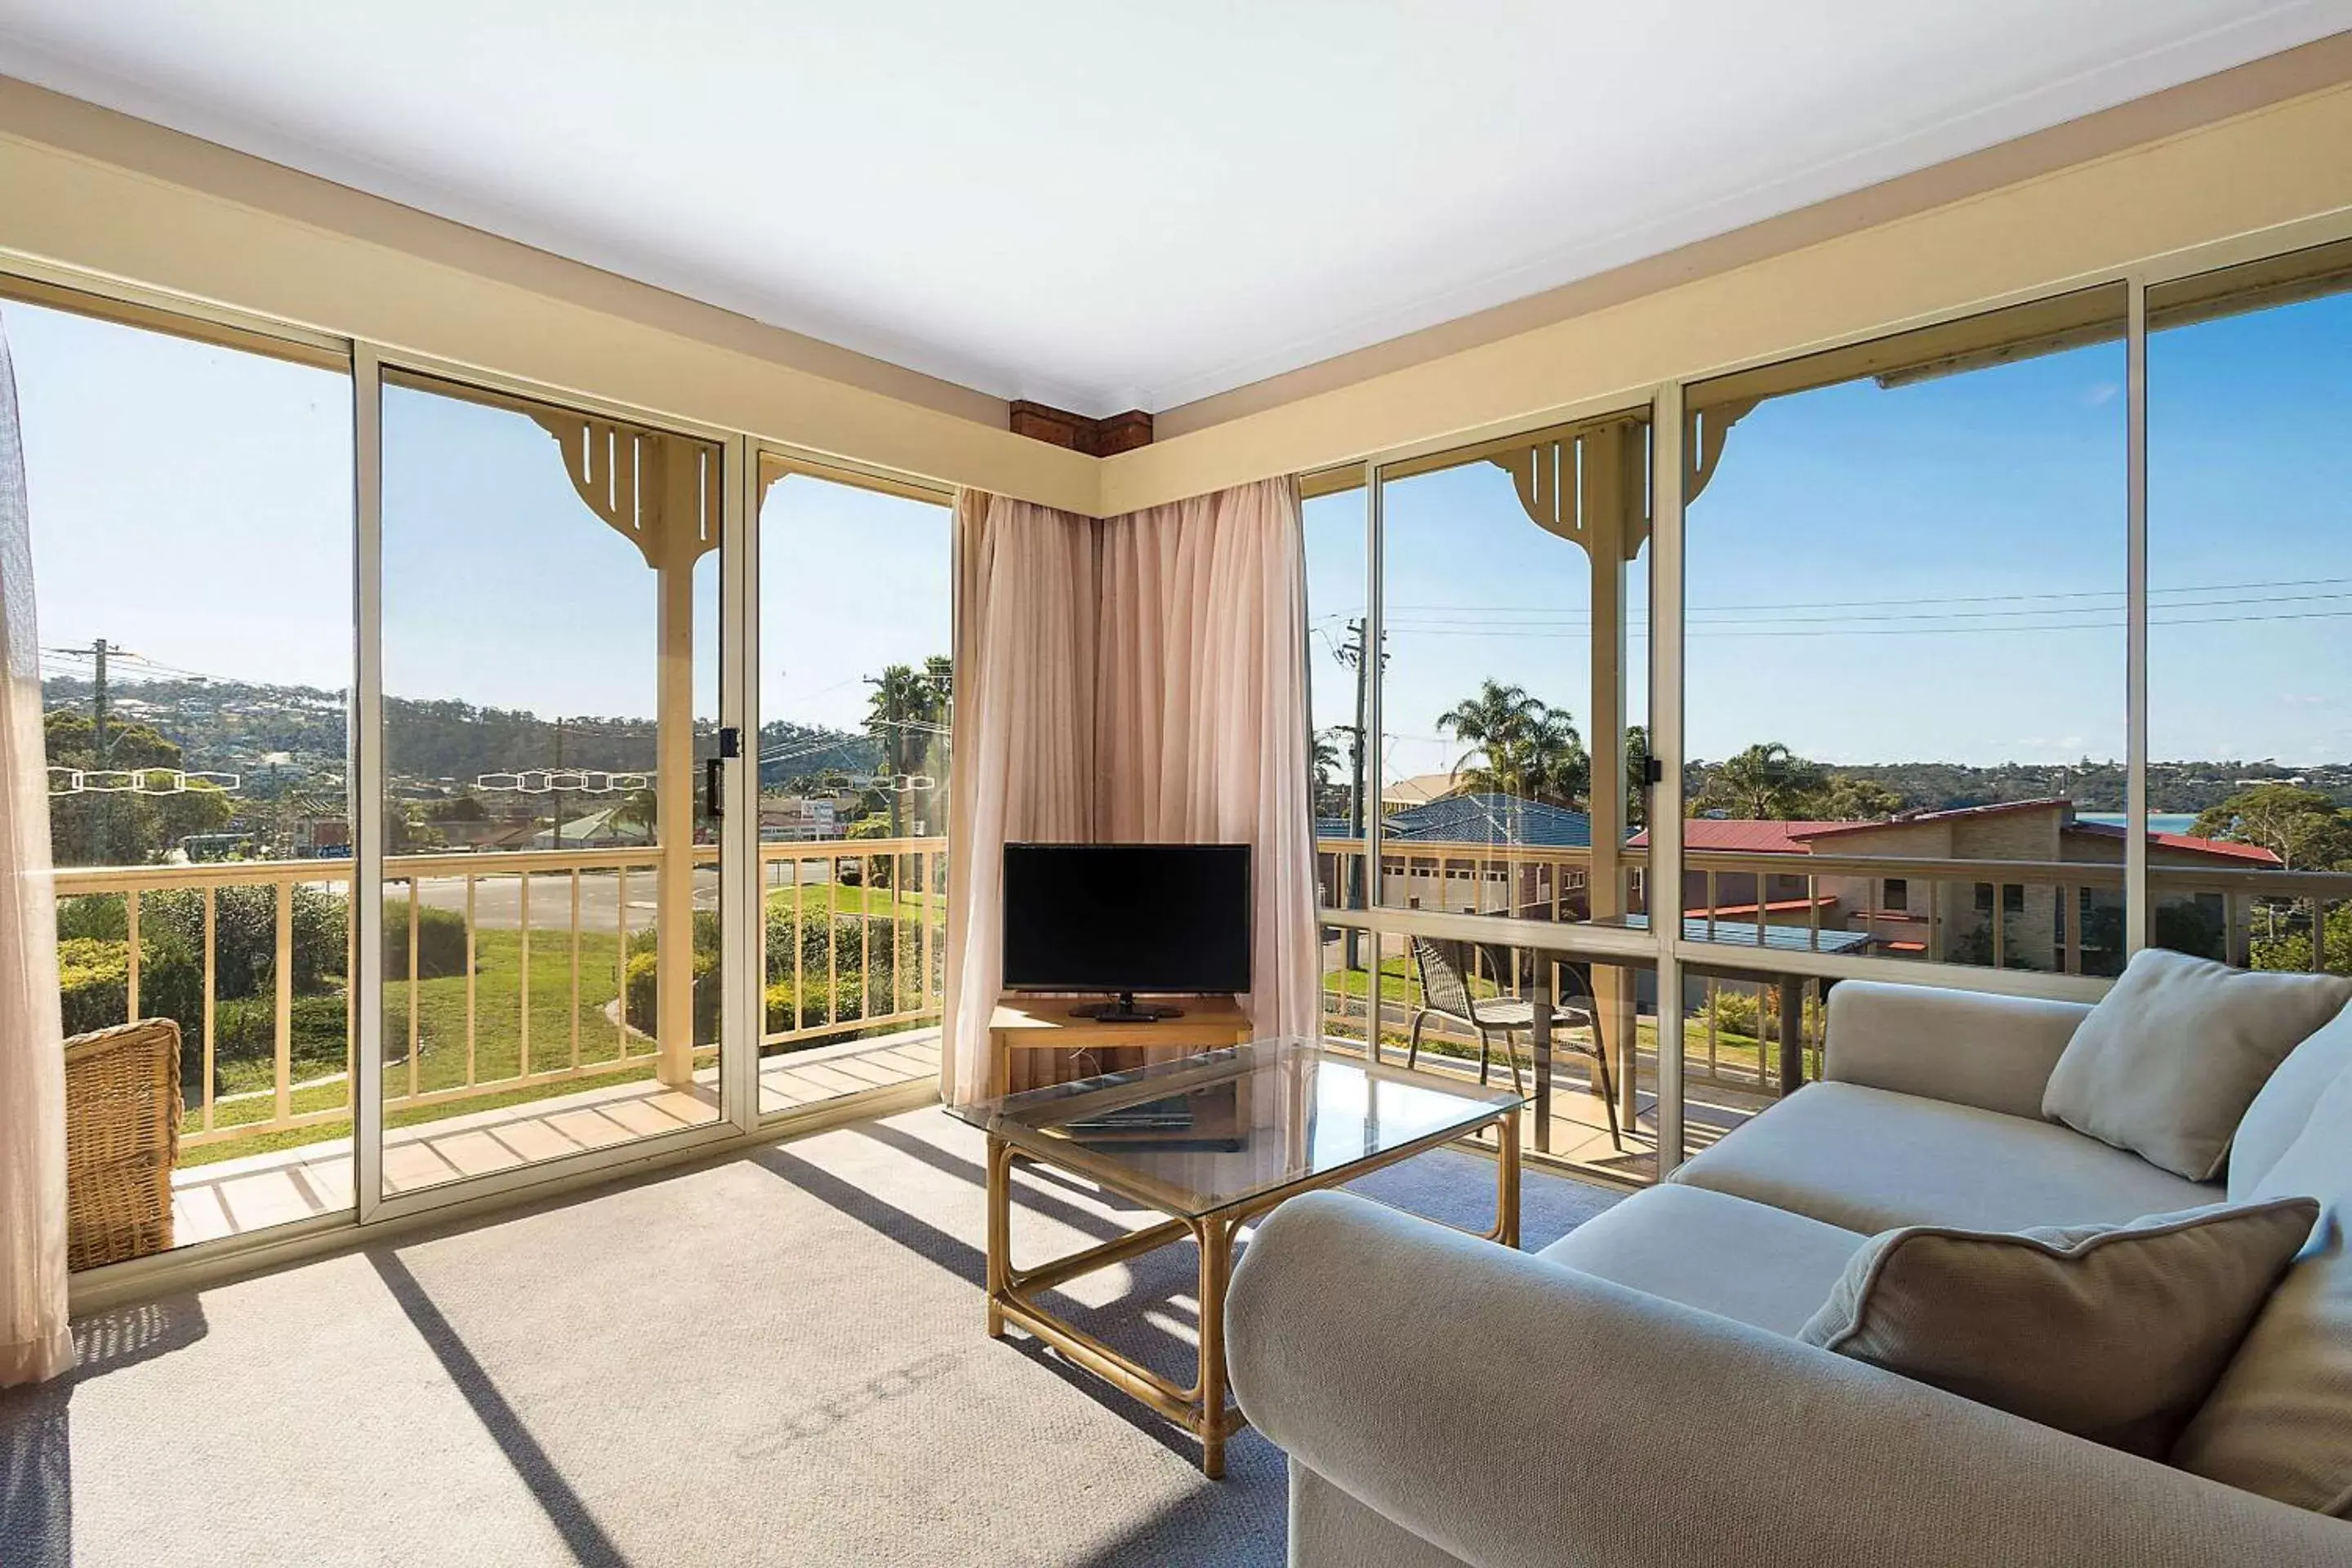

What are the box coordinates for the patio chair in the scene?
[64,1017,182,1271]
[1405,938,1621,1151]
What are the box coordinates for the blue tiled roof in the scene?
[1383,792,1592,848]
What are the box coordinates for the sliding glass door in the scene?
[751,456,952,1117]
[370,369,735,1198]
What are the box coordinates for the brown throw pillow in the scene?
[1798,1198,2319,1455]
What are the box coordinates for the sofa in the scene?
[1227,976,2352,1566]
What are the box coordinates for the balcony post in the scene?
[1582,420,1638,1134]
[656,536,697,1089]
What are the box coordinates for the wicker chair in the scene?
[1405,938,1622,1151]
[64,1017,182,1271]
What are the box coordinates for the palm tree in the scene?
[866,663,931,837]
[1310,728,1353,822]
[1436,680,1587,807]
[1517,706,1588,808]
[610,786,659,843]
[1437,680,1544,795]
[1624,724,1650,829]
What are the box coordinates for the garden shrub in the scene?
[140,883,350,999]
[384,900,470,982]
[58,936,129,1036]
[623,947,722,1045]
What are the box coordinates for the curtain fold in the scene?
[1096,477,1319,1047]
[0,313,74,1387]
[941,492,1098,1106]
[942,476,1319,1104]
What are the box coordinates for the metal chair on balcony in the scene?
[64,1017,182,1271]
[1405,938,1621,1151]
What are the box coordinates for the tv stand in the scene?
[1069,992,1183,1023]
[988,995,1251,1095]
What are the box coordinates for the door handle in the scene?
[706,755,724,819]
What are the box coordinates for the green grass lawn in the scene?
[763,880,944,920]
[181,901,936,1166]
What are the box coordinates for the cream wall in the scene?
[1100,76,2352,514]
[0,79,1098,514]
[5,66,2352,521]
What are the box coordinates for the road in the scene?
[408,866,723,930]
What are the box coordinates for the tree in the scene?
[2192,783,2352,871]
[866,663,928,836]
[1812,774,1906,822]
[610,786,659,841]
[1624,725,1650,829]
[1435,680,1588,808]
[1517,706,1589,808]
[44,709,235,865]
[1309,728,1352,822]
[1694,742,1829,821]
[866,658,953,836]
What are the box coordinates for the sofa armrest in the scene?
[1823,979,2091,1120]
[1227,1192,2346,1568]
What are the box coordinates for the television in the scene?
[1000,843,1252,1022]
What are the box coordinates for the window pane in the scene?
[2149,239,2352,973]
[379,371,724,1192]
[755,463,950,1116]
[1682,287,2128,976]
[1303,470,1369,915]
[7,291,354,1259]
[1375,412,1651,932]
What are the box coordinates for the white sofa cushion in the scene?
[1539,1183,1867,1336]
[2231,1000,2352,1201]
[2042,948,2352,1181]
[1800,1198,2317,1457]
[2176,1066,2352,1514]
[1673,1081,2218,1234]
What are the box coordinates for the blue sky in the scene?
[11,277,2349,780]
[11,300,951,745]
[1308,282,2352,782]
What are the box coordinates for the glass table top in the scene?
[947,1039,1524,1218]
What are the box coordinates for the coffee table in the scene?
[947,1039,1524,1476]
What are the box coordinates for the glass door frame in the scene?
[352,346,762,1225]
[742,442,958,1129]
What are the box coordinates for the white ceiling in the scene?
[2,2,2348,416]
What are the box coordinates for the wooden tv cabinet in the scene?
[987,996,1253,1095]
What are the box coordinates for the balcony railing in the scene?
[1317,832,2352,978]
[55,836,948,1158]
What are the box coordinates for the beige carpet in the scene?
[0,1108,1619,1567]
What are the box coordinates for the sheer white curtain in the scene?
[1095,477,1319,1046]
[940,492,1098,1106]
[0,314,73,1387]
[941,477,1319,1104]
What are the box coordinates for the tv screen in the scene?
[1001,843,1252,996]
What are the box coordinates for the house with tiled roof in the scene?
[1636,797,2278,973]
[1379,792,1594,918]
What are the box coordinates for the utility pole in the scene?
[49,638,131,863]
[865,675,905,840]
[1333,618,1385,972]
[550,715,564,851]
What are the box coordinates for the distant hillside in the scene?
[1682,755,2352,816]
[42,676,876,790]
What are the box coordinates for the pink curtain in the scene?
[1096,478,1319,1046]
[0,314,73,1387]
[942,477,1318,1104]
[940,492,1099,1106]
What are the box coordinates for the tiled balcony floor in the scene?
[170,1030,942,1246]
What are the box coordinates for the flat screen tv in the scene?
[1000,843,1252,1022]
